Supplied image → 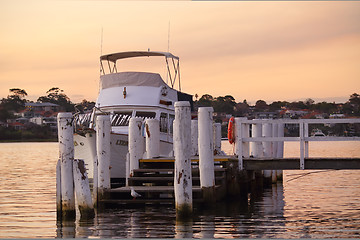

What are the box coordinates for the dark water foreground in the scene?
[56,179,360,239]
[57,183,286,238]
[1,142,360,238]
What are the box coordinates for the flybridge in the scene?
[100,51,181,91]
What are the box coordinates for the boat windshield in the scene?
[135,111,156,121]
[111,112,132,127]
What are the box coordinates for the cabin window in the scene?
[111,112,132,126]
[169,114,175,134]
[160,113,168,133]
[135,111,156,121]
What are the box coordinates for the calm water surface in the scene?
[0,141,359,238]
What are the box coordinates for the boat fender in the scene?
[228,117,235,144]
[141,122,146,137]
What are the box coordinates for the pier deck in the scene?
[139,156,360,170]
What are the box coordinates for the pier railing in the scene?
[235,118,360,170]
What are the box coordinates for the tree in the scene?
[305,98,315,109]
[349,93,360,105]
[289,101,306,110]
[75,99,95,113]
[213,95,236,113]
[234,101,249,116]
[313,102,337,114]
[37,87,74,112]
[255,100,268,112]
[197,94,214,107]
[0,88,28,113]
[269,101,289,111]
[348,93,360,116]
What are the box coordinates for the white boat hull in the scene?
[74,131,173,182]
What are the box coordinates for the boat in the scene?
[73,51,193,186]
[311,129,326,137]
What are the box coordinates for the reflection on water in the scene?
[0,142,359,238]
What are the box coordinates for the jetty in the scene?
[56,103,360,220]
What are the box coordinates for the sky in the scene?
[0,0,359,105]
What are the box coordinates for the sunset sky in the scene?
[1,1,359,105]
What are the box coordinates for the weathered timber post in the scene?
[198,107,215,203]
[191,120,199,156]
[272,123,279,182]
[92,155,98,207]
[250,122,263,158]
[235,117,249,170]
[56,159,62,221]
[73,159,95,219]
[213,122,222,155]
[233,117,250,199]
[57,112,75,220]
[262,122,273,184]
[300,121,305,170]
[250,122,264,188]
[96,115,111,200]
[125,153,130,186]
[145,119,160,158]
[276,123,284,180]
[129,117,144,175]
[173,101,193,219]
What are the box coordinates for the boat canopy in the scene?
[100,51,181,91]
[100,51,179,63]
[101,72,167,89]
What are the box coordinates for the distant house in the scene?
[29,116,58,134]
[12,102,59,133]
[25,102,60,112]
[301,111,325,119]
[7,122,25,130]
[280,109,309,119]
[254,111,279,119]
[330,114,345,119]
[15,102,60,119]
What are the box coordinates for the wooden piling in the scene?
[126,153,130,186]
[272,123,279,182]
[213,122,222,155]
[276,123,284,180]
[173,101,193,219]
[191,120,198,156]
[262,122,273,184]
[145,119,160,158]
[56,159,62,221]
[73,159,95,219]
[129,117,144,175]
[234,117,250,197]
[235,117,249,169]
[198,107,215,203]
[57,112,75,220]
[250,123,263,158]
[96,115,111,200]
[92,155,98,207]
[250,122,264,188]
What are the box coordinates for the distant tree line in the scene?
[0,87,95,141]
[195,93,360,117]
[0,87,95,122]
[0,86,359,141]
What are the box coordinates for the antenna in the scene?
[98,27,104,94]
[101,27,103,56]
[166,21,171,85]
[167,21,170,52]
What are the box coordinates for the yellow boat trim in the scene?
[139,158,232,163]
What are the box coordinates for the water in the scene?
[0,141,359,238]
